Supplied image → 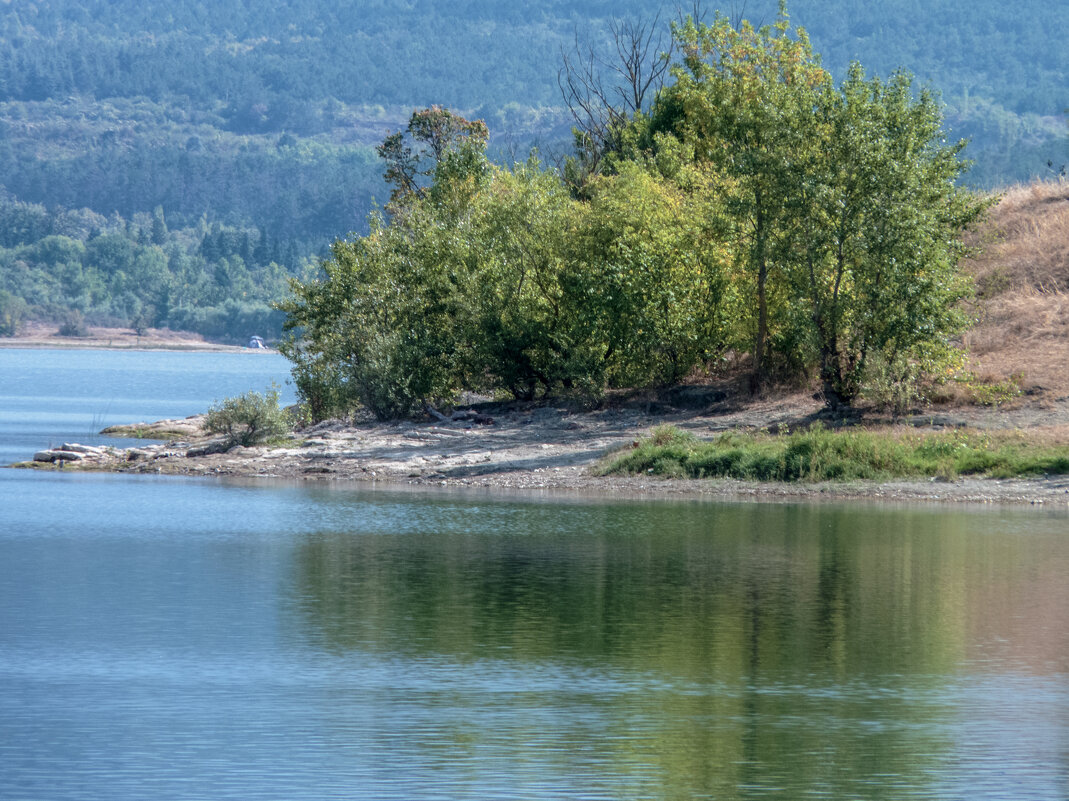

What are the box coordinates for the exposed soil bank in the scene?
[16,389,1069,507]
[0,322,247,351]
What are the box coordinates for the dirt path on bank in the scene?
[18,387,1069,507]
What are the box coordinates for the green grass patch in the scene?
[598,424,1069,482]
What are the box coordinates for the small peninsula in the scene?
[18,383,1069,506]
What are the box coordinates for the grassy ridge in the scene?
[599,425,1069,482]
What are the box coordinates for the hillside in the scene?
[1,1,1066,344]
[0,0,1065,246]
[963,180,1069,399]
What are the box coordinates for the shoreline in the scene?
[14,397,1069,507]
[0,322,251,352]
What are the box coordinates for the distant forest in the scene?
[0,0,1066,334]
[0,196,309,341]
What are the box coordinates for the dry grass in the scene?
[961,180,1069,395]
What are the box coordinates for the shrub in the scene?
[57,310,89,337]
[204,386,291,447]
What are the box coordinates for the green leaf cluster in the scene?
[282,6,986,419]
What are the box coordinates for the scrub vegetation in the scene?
[204,386,292,447]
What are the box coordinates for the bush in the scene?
[56,310,89,337]
[284,347,351,423]
[204,387,291,447]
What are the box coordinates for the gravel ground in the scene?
[19,389,1069,507]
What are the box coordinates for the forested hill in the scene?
[0,0,1065,339]
[3,0,1066,118]
[2,0,1065,235]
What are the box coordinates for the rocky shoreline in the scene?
[16,396,1069,507]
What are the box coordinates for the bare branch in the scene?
[675,1,709,27]
[557,9,675,184]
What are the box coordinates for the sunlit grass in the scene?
[598,424,1069,482]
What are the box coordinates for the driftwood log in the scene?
[424,404,495,425]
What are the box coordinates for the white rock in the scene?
[34,450,84,462]
[60,443,105,454]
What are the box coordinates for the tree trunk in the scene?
[750,208,769,395]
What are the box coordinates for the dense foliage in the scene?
[0,197,306,341]
[0,0,1063,246]
[282,110,732,419]
[283,9,986,418]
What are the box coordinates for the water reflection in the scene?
[290,496,1069,798]
[3,472,1068,800]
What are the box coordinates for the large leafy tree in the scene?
[650,3,829,391]
[281,109,492,420]
[646,3,984,406]
[787,65,986,407]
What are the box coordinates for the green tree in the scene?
[281,214,469,420]
[150,205,168,245]
[645,4,983,407]
[283,107,494,420]
[0,289,27,336]
[785,65,987,407]
[465,161,597,399]
[574,161,730,387]
[377,105,489,209]
[651,3,830,392]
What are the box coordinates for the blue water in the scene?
[1,349,1068,800]
[0,348,294,463]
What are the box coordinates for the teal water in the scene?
[1,350,1068,800]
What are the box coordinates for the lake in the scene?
[0,348,296,465]
[1,349,1068,800]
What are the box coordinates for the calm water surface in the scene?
[0,348,294,464]
[1,350,1068,800]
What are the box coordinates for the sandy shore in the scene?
[0,322,246,351]
[17,391,1069,507]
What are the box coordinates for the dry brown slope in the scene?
[963,180,1069,398]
